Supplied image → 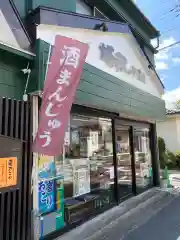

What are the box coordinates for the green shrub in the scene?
[158,137,166,152]
[158,137,166,168]
[175,150,180,168]
[166,150,176,169]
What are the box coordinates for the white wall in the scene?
[37,25,163,98]
[157,116,180,152]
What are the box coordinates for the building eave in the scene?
[123,0,160,39]
[0,41,35,60]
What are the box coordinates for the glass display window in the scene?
[63,114,116,224]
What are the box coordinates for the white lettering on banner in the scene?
[45,102,62,117]
[56,69,71,85]
[60,46,81,68]
[39,131,52,147]
[48,119,61,129]
[37,41,82,150]
[48,86,67,102]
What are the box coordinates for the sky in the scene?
[136,0,180,109]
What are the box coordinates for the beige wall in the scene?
[157,116,180,153]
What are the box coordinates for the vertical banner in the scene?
[39,179,55,214]
[38,155,56,214]
[33,36,89,156]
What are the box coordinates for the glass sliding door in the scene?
[115,125,134,199]
[134,127,153,193]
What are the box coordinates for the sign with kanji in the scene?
[38,179,55,214]
[33,35,89,156]
[0,157,18,189]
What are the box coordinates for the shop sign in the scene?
[33,35,89,156]
[0,157,17,189]
[99,43,145,83]
[38,179,55,214]
[37,25,162,98]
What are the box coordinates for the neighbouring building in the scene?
[157,109,180,153]
[0,0,166,240]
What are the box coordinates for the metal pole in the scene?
[32,95,40,240]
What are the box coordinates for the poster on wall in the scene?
[72,159,90,197]
[0,157,17,189]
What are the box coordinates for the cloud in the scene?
[159,37,177,50]
[155,62,168,70]
[154,37,178,70]
[163,87,180,109]
[155,51,169,60]
[172,57,180,64]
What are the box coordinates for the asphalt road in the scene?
[123,196,180,240]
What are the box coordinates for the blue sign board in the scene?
[39,180,55,214]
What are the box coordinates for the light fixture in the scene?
[21,62,31,101]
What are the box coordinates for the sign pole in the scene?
[32,95,40,240]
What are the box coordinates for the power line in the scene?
[158,40,180,51]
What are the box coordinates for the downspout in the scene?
[154,32,160,49]
[156,35,160,49]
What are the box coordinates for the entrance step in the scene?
[57,188,179,240]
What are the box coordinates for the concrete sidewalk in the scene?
[56,188,179,240]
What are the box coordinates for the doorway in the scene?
[115,120,153,200]
[133,127,153,194]
[115,124,134,199]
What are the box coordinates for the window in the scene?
[37,113,115,237]
[62,114,115,223]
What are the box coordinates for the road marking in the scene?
[177,236,180,240]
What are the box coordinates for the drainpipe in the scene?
[155,31,160,49]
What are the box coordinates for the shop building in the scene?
[0,1,166,240]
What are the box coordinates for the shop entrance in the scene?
[115,120,153,200]
[115,124,135,199]
[133,127,153,194]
